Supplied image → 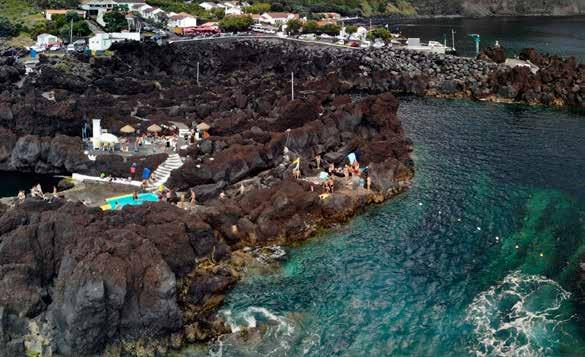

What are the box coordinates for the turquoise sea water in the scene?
[183,97,585,356]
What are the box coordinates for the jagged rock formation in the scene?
[1,38,584,355]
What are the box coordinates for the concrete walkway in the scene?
[146,153,184,191]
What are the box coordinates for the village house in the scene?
[36,33,62,48]
[88,32,140,51]
[315,12,341,20]
[79,0,145,15]
[199,2,219,10]
[258,12,299,26]
[168,12,198,29]
[45,9,87,20]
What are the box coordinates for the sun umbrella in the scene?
[147,124,162,133]
[99,133,119,144]
[120,125,135,134]
[196,122,210,131]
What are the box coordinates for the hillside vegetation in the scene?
[263,0,585,17]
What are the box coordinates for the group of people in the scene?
[134,133,180,154]
[18,184,61,202]
[291,153,373,194]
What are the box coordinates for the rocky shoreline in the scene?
[0,39,583,355]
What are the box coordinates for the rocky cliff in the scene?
[0,40,414,355]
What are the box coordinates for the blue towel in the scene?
[348,152,357,164]
[142,167,151,180]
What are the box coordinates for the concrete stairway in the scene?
[146,153,184,191]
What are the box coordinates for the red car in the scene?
[348,41,360,48]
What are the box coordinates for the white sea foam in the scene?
[221,306,295,336]
[466,271,573,357]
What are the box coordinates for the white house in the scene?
[259,12,299,25]
[45,9,86,20]
[199,2,218,10]
[88,32,140,51]
[225,7,243,15]
[36,33,62,48]
[348,26,368,41]
[168,12,198,28]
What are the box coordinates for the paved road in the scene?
[168,35,361,50]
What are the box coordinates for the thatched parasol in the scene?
[196,122,210,131]
[147,124,162,133]
[120,124,135,134]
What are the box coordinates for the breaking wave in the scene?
[466,271,574,357]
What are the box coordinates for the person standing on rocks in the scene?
[190,189,197,206]
[130,163,137,180]
[315,154,321,169]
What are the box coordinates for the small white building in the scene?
[88,32,140,51]
[199,2,218,10]
[168,12,198,28]
[259,12,299,26]
[36,33,62,48]
[225,6,243,15]
[45,9,86,20]
[348,26,368,41]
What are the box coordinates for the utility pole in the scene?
[369,19,372,32]
[196,62,200,86]
[291,72,294,101]
[451,29,456,51]
[70,18,73,44]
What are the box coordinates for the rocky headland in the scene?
[0,38,584,355]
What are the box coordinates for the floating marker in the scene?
[515,245,519,249]
[418,202,423,206]
[476,227,481,231]
[540,253,544,257]
[457,218,461,222]
[495,236,499,241]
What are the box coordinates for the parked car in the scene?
[66,44,76,52]
[348,41,360,47]
[49,45,61,51]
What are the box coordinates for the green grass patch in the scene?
[0,0,44,28]
[386,0,417,16]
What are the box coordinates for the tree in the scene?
[286,18,302,35]
[243,3,271,14]
[302,20,319,34]
[367,27,391,41]
[270,2,284,11]
[0,17,17,38]
[321,23,340,36]
[345,25,357,35]
[211,8,225,20]
[103,11,127,32]
[218,15,254,33]
[38,0,80,8]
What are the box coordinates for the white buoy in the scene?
[418,202,423,206]
[495,236,499,241]
[477,227,481,231]
[457,218,461,222]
